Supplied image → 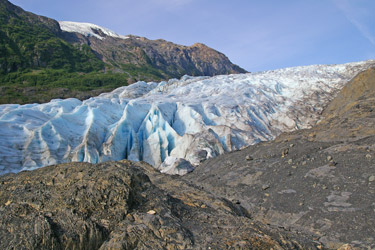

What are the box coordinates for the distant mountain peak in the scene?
[59,21,129,40]
[0,0,247,104]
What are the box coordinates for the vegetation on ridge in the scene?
[0,1,166,104]
[0,0,246,104]
[0,1,103,74]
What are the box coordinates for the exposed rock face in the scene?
[184,67,375,249]
[60,25,247,78]
[0,160,321,249]
[0,161,147,249]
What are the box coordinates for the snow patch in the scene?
[59,21,129,40]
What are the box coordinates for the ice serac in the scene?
[158,157,195,176]
[0,60,374,175]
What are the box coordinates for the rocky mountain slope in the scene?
[60,21,246,78]
[0,160,323,249]
[0,0,245,104]
[0,60,374,175]
[183,67,375,249]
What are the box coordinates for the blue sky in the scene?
[9,0,375,72]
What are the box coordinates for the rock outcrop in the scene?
[0,160,321,249]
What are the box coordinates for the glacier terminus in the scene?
[0,60,374,175]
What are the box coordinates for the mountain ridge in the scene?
[59,20,246,78]
[0,0,245,104]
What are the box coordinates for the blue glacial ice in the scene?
[0,60,374,175]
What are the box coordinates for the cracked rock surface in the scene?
[0,160,322,249]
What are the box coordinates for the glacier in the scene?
[0,60,374,175]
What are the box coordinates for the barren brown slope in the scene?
[0,160,321,249]
[184,67,375,249]
[312,67,375,141]
[62,31,247,79]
